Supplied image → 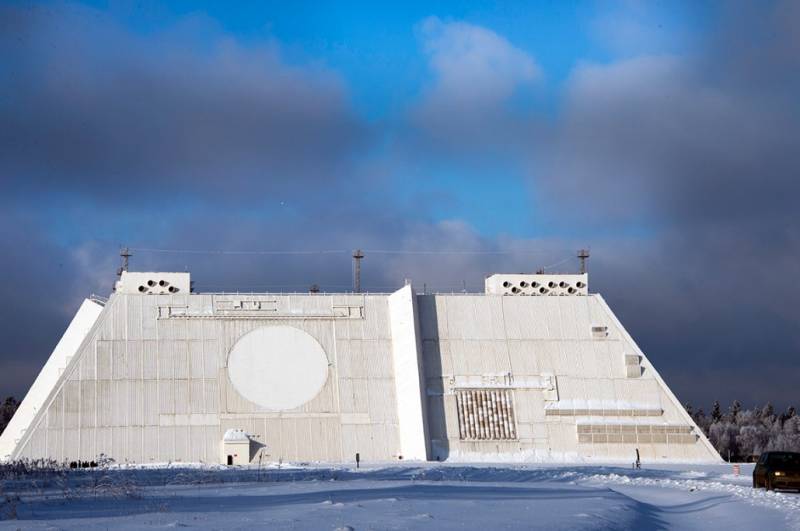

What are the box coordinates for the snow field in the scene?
[0,463,797,530]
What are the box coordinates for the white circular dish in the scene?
[227,325,328,411]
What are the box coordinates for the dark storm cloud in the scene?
[0,207,116,397]
[0,3,367,201]
[536,1,800,408]
[545,55,800,226]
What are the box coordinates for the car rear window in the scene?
[767,453,800,468]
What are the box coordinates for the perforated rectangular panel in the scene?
[455,389,517,440]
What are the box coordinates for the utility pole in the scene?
[577,249,590,275]
[352,249,364,293]
[117,247,132,278]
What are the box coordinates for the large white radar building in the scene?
[0,267,721,464]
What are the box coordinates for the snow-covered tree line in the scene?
[686,401,800,461]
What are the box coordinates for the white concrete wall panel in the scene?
[96,341,112,380]
[112,380,129,425]
[203,340,219,376]
[143,426,158,462]
[143,380,158,425]
[112,340,127,380]
[79,380,95,428]
[507,341,537,374]
[158,426,174,461]
[159,381,174,416]
[63,380,80,429]
[188,341,203,379]
[366,379,397,423]
[174,425,190,461]
[175,380,190,415]
[79,344,96,380]
[447,340,468,376]
[127,341,142,380]
[174,341,190,379]
[47,393,62,429]
[47,428,62,459]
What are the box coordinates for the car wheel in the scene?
[765,477,773,491]
[753,477,759,488]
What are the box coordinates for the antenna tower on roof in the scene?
[578,249,590,274]
[352,249,364,293]
[117,247,132,277]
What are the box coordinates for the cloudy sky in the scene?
[1,0,798,410]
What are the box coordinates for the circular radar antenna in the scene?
[227,326,329,411]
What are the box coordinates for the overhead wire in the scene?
[363,249,543,255]
[130,248,346,255]
[540,256,577,271]
[130,247,569,257]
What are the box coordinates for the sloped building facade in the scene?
[0,271,721,464]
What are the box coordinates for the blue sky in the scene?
[1,0,798,409]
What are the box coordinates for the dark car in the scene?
[753,451,800,491]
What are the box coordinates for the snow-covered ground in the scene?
[1,462,798,530]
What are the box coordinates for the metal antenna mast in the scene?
[577,249,590,274]
[352,249,364,293]
[117,247,132,277]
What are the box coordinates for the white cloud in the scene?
[417,16,540,109]
[406,17,540,155]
